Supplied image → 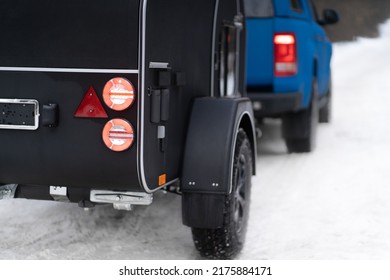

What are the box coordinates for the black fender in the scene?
[181,97,256,228]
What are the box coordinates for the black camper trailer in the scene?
[0,0,256,259]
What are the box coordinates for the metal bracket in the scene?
[50,186,70,202]
[149,62,170,69]
[90,190,153,211]
[234,14,244,30]
[0,184,18,200]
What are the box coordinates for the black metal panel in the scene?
[0,71,141,191]
[14,185,53,201]
[140,0,246,191]
[0,0,139,69]
[0,0,249,196]
[141,0,216,191]
[15,184,93,203]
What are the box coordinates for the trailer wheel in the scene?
[191,129,252,259]
[283,79,318,153]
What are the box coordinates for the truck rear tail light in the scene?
[103,78,135,111]
[274,33,297,77]
[102,119,134,152]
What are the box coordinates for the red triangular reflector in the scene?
[74,86,108,118]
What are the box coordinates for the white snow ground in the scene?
[2,21,390,260]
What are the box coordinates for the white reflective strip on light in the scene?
[0,67,139,74]
[110,91,134,94]
[108,133,134,139]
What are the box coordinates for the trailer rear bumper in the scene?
[0,184,153,211]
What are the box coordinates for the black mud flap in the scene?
[181,97,255,228]
[182,193,225,229]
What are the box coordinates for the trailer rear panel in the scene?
[0,0,141,190]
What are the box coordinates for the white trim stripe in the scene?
[0,67,139,74]
[210,0,219,97]
[138,0,149,192]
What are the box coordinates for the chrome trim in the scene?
[138,0,149,192]
[159,178,180,190]
[49,186,70,202]
[219,26,226,96]
[234,14,243,97]
[0,99,39,130]
[210,0,220,97]
[0,184,17,200]
[0,67,139,74]
[149,62,170,69]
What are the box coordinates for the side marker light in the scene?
[159,174,167,186]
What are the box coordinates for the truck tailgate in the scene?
[246,18,275,89]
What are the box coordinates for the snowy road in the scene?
[2,21,390,260]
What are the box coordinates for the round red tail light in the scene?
[103,77,135,111]
[102,119,134,152]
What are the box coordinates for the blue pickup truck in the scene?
[245,0,338,152]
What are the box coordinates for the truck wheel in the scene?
[319,81,332,123]
[283,79,318,153]
[191,129,252,259]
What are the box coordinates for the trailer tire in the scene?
[191,129,252,259]
[283,79,318,153]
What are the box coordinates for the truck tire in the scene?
[191,129,252,259]
[283,79,318,153]
[319,79,332,123]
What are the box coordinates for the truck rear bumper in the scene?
[247,92,302,117]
